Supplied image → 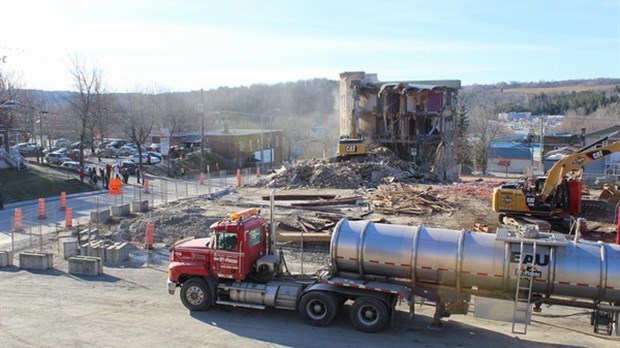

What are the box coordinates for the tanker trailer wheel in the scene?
[299,291,339,326]
[180,278,212,311]
[350,297,389,333]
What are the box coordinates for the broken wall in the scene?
[339,71,461,180]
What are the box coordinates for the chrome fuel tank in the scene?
[330,219,620,303]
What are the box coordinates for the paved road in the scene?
[0,168,251,251]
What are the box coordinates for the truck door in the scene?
[243,225,267,275]
[213,232,241,280]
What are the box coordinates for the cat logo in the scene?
[502,196,512,204]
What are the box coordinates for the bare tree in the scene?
[117,90,157,170]
[64,55,104,167]
[468,103,509,173]
[0,69,24,128]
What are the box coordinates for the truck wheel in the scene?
[180,278,212,311]
[299,291,338,326]
[350,297,389,333]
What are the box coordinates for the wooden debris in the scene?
[366,183,455,216]
[291,196,362,207]
[473,222,491,233]
[261,194,337,201]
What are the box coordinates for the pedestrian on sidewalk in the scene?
[0,190,4,210]
[136,168,141,184]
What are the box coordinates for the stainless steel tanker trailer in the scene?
[167,209,620,335]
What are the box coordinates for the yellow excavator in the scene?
[492,132,619,231]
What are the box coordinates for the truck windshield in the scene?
[217,232,237,251]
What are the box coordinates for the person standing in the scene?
[136,168,141,184]
[0,190,4,210]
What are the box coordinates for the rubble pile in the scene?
[118,199,218,245]
[263,146,438,189]
[367,183,455,215]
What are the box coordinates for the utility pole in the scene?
[198,90,205,173]
[539,117,545,172]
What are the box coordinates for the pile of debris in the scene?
[261,146,439,189]
[367,183,455,215]
[115,199,218,246]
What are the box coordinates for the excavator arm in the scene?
[539,137,620,201]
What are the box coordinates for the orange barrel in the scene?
[144,179,150,194]
[38,198,46,219]
[60,192,67,211]
[14,208,23,231]
[145,222,155,249]
[65,207,73,228]
[199,173,205,185]
[256,166,261,177]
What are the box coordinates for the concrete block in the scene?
[81,240,112,261]
[104,242,130,266]
[90,209,110,224]
[68,256,102,275]
[19,252,53,270]
[59,238,80,260]
[78,228,99,243]
[0,250,13,267]
[131,200,149,213]
[111,204,130,217]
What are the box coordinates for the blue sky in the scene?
[1,0,618,92]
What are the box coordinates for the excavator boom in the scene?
[539,137,620,201]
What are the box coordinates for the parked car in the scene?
[11,142,37,155]
[129,153,160,164]
[107,140,127,149]
[60,161,82,172]
[99,147,120,158]
[54,138,72,148]
[149,143,161,152]
[119,145,138,156]
[71,140,90,149]
[66,149,82,161]
[146,151,162,159]
[120,160,137,175]
[44,153,71,165]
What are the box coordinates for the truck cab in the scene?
[168,208,269,287]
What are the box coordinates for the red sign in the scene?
[109,178,122,195]
[498,159,511,167]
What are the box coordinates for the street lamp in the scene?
[37,111,48,164]
[197,100,204,172]
[259,108,280,172]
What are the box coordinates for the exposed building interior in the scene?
[339,71,461,180]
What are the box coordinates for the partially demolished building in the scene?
[339,71,461,180]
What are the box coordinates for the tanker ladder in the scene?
[511,240,537,334]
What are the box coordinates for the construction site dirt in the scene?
[1,154,618,347]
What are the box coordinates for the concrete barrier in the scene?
[0,250,13,267]
[81,240,112,261]
[78,228,99,243]
[90,209,110,224]
[131,200,149,213]
[58,238,80,260]
[19,252,53,270]
[68,256,102,276]
[104,242,130,266]
[111,204,130,217]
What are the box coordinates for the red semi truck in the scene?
[167,205,620,334]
